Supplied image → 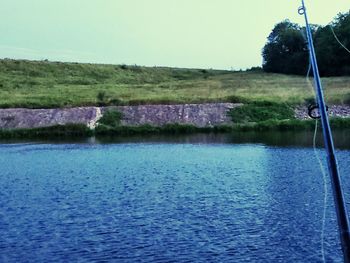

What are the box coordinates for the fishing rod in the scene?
[298,1,350,262]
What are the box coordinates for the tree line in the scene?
[262,11,350,76]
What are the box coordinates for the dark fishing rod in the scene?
[298,1,350,262]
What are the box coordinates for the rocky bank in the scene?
[0,103,350,130]
[0,103,240,129]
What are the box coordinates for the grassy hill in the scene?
[0,59,349,108]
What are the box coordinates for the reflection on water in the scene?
[96,130,350,149]
[1,129,349,149]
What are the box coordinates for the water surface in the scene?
[1,132,350,262]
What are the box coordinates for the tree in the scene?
[262,20,309,75]
[262,11,350,76]
[314,11,350,76]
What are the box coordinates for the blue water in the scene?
[1,141,350,262]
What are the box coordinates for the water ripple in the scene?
[0,143,349,262]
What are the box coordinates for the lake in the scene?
[1,131,350,262]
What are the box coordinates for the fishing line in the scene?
[314,21,350,262]
[313,118,329,263]
[306,62,328,263]
[311,21,350,262]
[328,25,350,54]
[301,27,329,259]
[309,23,350,262]
[299,2,350,261]
[304,17,350,263]
[314,24,349,261]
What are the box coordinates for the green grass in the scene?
[0,59,349,108]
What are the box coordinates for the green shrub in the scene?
[97,110,123,128]
[226,95,250,104]
[120,64,128,70]
[228,101,294,123]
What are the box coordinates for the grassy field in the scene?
[0,59,349,108]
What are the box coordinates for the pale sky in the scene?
[0,0,349,70]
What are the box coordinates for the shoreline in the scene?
[1,118,350,139]
[1,103,350,139]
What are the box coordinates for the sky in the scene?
[0,0,349,70]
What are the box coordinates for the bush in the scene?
[120,64,128,70]
[228,101,294,123]
[226,95,249,104]
[97,110,123,128]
